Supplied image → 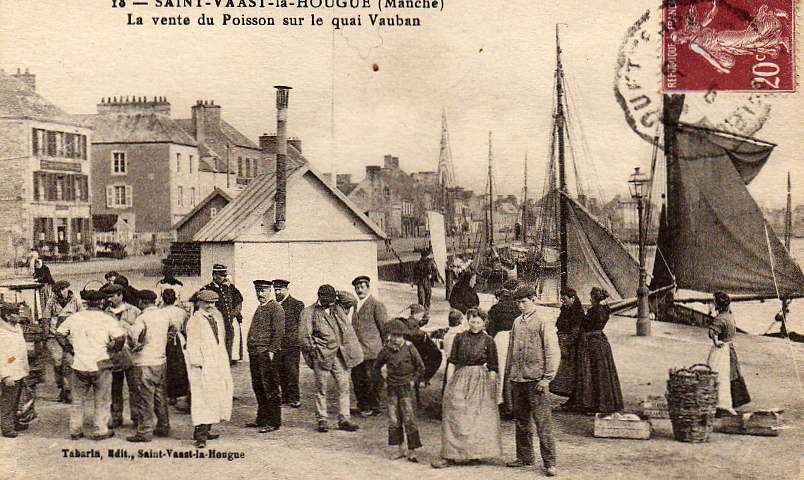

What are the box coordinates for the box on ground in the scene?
[594,413,652,440]
[715,409,784,437]
[640,395,669,419]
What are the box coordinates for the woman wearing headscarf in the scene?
[448,270,480,315]
[550,287,585,408]
[571,287,623,414]
[156,267,185,307]
[706,292,750,416]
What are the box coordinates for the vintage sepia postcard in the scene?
[0,0,801,478]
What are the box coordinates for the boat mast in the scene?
[785,171,792,251]
[556,26,568,291]
[522,153,528,243]
[488,131,495,246]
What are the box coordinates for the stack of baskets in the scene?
[666,364,719,442]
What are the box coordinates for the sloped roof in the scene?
[172,187,232,231]
[0,71,83,126]
[79,113,197,145]
[175,118,259,155]
[193,164,385,242]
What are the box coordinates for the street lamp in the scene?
[628,167,650,336]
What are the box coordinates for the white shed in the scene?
[193,162,386,321]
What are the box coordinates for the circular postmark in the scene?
[614,7,773,147]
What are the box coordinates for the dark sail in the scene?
[563,192,639,302]
[650,124,804,298]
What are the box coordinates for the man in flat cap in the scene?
[350,275,388,417]
[126,290,183,442]
[299,284,363,433]
[504,285,559,477]
[56,290,126,440]
[272,279,305,408]
[102,282,141,429]
[185,290,233,448]
[0,303,28,438]
[245,280,285,433]
[43,279,81,403]
[200,264,244,364]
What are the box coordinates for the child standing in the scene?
[375,319,424,462]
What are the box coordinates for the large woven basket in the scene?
[666,364,718,442]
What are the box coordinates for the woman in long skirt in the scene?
[550,287,584,407]
[571,287,623,415]
[706,292,750,416]
[432,308,502,468]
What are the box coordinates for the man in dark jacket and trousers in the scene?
[273,279,304,408]
[411,251,439,310]
[245,280,284,433]
[350,276,388,417]
[201,264,243,363]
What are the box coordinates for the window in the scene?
[176,153,181,173]
[189,155,194,174]
[112,152,127,174]
[55,176,64,200]
[237,157,243,177]
[210,207,218,218]
[177,186,183,206]
[190,187,196,206]
[105,184,132,208]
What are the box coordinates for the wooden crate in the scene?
[715,409,785,437]
[594,413,652,440]
[640,395,669,419]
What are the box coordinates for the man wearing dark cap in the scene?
[350,275,388,417]
[245,280,285,433]
[126,290,183,442]
[411,250,439,310]
[200,264,244,363]
[102,282,140,429]
[43,279,81,403]
[56,290,126,440]
[186,290,233,448]
[505,285,559,477]
[272,279,304,408]
[299,284,363,433]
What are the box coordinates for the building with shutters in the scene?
[80,97,265,248]
[0,69,93,265]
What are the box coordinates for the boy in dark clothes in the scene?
[375,319,424,463]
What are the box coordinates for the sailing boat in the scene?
[650,94,804,338]
[533,27,642,305]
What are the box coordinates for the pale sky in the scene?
[1,0,801,207]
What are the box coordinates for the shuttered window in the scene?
[79,176,89,202]
[106,184,132,208]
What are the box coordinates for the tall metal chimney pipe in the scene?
[274,85,292,231]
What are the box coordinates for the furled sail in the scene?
[650,124,804,298]
[563,192,639,303]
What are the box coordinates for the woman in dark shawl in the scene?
[448,270,480,314]
[571,287,623,414]
[550,287,585,406]
[706,291,750,415]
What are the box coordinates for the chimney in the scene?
[366,165,381,182]
[383,154,399,170]
[12,68,36,92]
[336,174,352,187]
[191,99,221,146]
[288,137,302,154]
[259,133,278,154]
[274,86,292,231]
[96,95,171,115]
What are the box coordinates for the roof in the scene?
[193,163,385,242]
[79,113,198,145]
[175,118,260,156]
[172,187,233,231]
[0,71,83,126]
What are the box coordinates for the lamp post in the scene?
[628,167,650,336]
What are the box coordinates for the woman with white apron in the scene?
[706,292,751,416]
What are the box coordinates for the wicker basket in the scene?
[666,364,718,442]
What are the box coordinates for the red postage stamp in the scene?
[663,0,796,92]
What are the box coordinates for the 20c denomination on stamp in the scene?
[663,0,795,92]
